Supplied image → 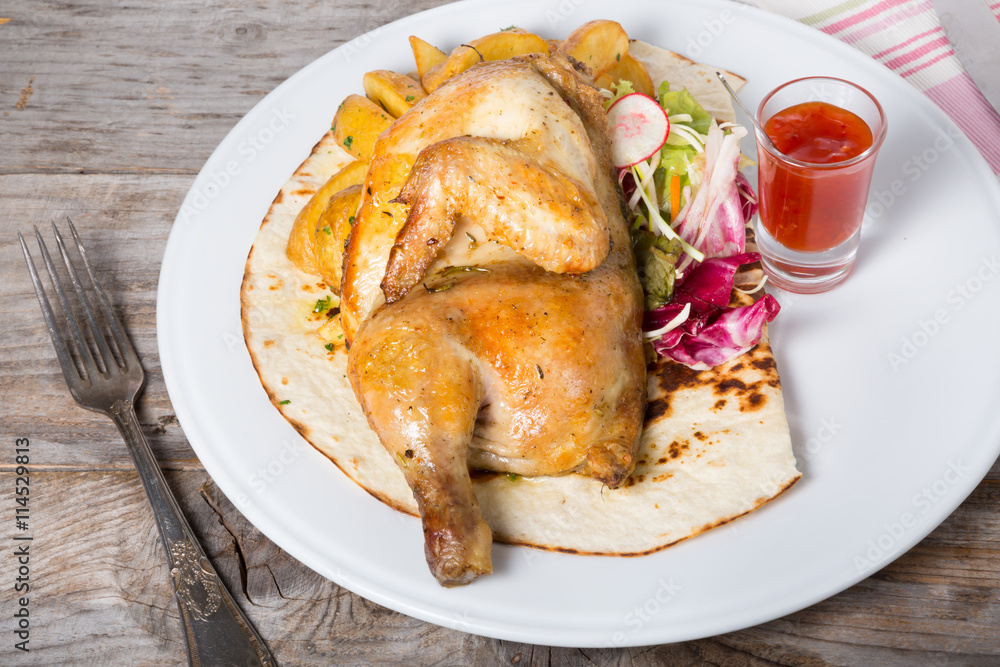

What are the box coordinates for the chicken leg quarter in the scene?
[344,53,646,586]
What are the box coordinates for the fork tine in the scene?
[19,231,85,384]
[65,218,139,369]
[51,220,120,372]
[32,225,101,381]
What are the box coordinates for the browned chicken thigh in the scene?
[342,53,646,586]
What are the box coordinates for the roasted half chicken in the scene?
[341,53,646,586]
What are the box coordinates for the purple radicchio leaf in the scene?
[643,252,779,370]
[736,171,758,224]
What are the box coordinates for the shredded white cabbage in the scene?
[642,302,692,338]
[666,123,706,152]
[735,273,769,295]
[676,122,748,272]
[630,159,705,262]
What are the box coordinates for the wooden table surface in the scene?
[2,0,1000,664]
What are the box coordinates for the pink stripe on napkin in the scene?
[870,27,938,59]
[897,50,951,77]
[882,35,948,70]
[821,0,933,43]
[924,75,1000,170]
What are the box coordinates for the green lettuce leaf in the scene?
[659,144,696,179]
[604,79,635,109]
[658,82,713,135]
[632,229,683,310]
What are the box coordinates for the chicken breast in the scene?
[343,53,646,586]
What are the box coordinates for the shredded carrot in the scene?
[669,174,681,222]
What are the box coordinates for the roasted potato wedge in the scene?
[363,70,427,118]
[409,35,448,82]
[321,159,370,195]
[594,52,655,97]
[331,94,393,162]
[316,310,347,349]
[559,20,629,76]
[286,160,369,276]
[314,184,363,291]
[421,29,549,92]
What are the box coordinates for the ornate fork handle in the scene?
[108,399,273,667]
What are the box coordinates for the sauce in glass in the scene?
[758,101,875,252]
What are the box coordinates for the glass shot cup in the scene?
[752,76,887,294]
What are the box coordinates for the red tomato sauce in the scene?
[758,101,875,252]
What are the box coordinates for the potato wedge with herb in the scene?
[409,36,448,83]
[559,19,629,76]
[286,160,368,276]
[314,184,363,291]
[594,52,655,97]
[421,29,549,92]
[332,94,393,162]
[316,311,347,349]
[363,70,427,118]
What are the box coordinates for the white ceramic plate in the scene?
[157,0,1000,647]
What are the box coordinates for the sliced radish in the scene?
[607,93,670,169]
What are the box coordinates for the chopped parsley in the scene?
[405,95,415,102]
[343,135,354,149]
[322,225,332,235]
[324,343,334,351]
[313,295,332,313]
[279,399,291,405]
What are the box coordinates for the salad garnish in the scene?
[605,78,779,369]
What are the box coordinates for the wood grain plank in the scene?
[1,473,999,664]
[1,173,198,469]
[0,0,453,175]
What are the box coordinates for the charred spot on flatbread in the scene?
[645,359,703,425]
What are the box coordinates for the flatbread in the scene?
[629,40,746,123]
[240,40,799,557]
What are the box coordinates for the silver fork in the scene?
[20,220,275,667]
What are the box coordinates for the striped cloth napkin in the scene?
[744,0,1000,175]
